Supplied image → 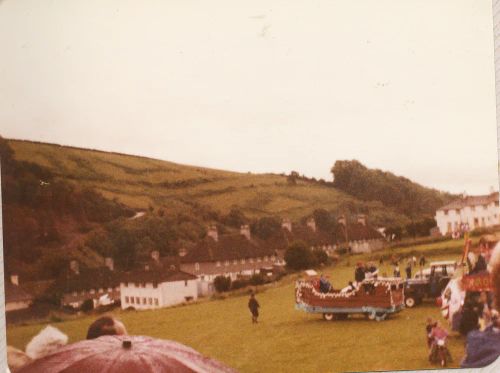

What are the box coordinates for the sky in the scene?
[0,0,498,195]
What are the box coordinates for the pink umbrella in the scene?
[17,335,237,373]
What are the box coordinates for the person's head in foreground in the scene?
[86,316,127,340]
[460,241,500,368]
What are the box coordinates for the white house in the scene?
[120,269,198,310]
[435,192,500,236]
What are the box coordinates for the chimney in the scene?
[307,217,317,232]
[282,218,292,232]
[104,257,114,271]
[207,225,218,242]
[337,215,346,226]
[151,250,160,263]
[70,260,80,275]
[357,214,366,226]
[10,275,19,286]
[144,264,150,271]
[178,248,187,257]
[240,224,251,240]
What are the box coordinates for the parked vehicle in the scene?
[404,261,457,308]
[295,277,405,321]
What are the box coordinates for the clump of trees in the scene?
[385,217,437,240]
[213,275,232,292]
[330,160,455,218]
[0,136,133,267]
[284,241,329,271]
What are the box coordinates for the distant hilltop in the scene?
[2,136,455,282]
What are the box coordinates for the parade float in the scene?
[295,277,405,321]
[440,234,497,330]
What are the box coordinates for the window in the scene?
[216,261,221,267]
[98,288,104,293]
[90,289,95,294]
[72,291,77,297]
[135,297,140,304]
[443,210,448,215]
[142,298,147,305]
[107,288,113,292]
[264,256,269,261]
[154,298,159,306]
[495,201,499,207]
[148,298,153,305]
[471,206,476,212]
[131,297,135,304]
[153,283,158,288]
[233,260,238,265]
[195,263,200,271]
[125,296,130,303]
[455,209,460,215]
[249,258,254,263]
[185,280,188,286]
[257,257,261,262]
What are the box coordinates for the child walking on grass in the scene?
[248,293,260,323]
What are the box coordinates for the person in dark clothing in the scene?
[459,294,481,336]
[405,262,412,279]
[248,293,260,323]
[319,274,332,293]
[470,253,487,274]
[354,263,366,283]
[419,255,426,268]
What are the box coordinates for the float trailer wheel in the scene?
[323,313,334,321]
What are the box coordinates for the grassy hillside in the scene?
[7,240,468,372]
[8,139,417,226]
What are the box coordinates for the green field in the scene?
[8,139,410,225]
[7,240,469,372]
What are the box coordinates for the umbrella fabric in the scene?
[17,335,237,373]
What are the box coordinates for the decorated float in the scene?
[295,277,405,321]
[440,234,497,330]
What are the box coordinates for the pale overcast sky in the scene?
[0,0,498,194]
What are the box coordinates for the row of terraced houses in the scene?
[6,215,385,313]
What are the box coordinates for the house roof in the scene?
[181,233,276,263]
[50,267,122,294]
[5,282,33,303]
[333,223,384,243]
[438,192,499,211]
[282,225,334,247]
[121,269,197,284]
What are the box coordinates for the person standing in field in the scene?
[405,260,412,279]
[248,293,260,324]
[419,255,426,268]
